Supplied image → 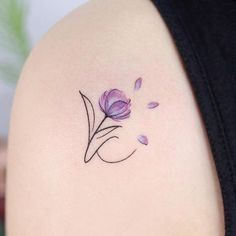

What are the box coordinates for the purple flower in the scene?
[99,89,131,121]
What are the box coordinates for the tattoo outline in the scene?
[80,78,159,164]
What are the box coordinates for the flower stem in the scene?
[93,115,108,138]
[84,115,107,163]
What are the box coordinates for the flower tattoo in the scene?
[80,78,159,164]
[99,89,131,121]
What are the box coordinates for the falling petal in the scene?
[147,102,159,109]
[137,135,148,145]
[134,77,142,91]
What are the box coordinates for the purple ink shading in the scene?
[134,77,142,91]
[99,89,131,121]
[137,135,148,145]
[147,102,159,109]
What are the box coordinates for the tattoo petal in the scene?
[137,135,148,145]
[147,102,159,109]
[134,77,142,91]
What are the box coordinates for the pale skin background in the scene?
[7,0,224,235]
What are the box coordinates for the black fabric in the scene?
[150,0,236,235]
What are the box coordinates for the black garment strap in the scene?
[150,0,236,235]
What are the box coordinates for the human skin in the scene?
[7,0,224,235]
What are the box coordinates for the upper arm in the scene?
[7,0,224,235]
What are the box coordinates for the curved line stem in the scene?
[95,135,137,164]
[84,115,107,163]
[97,149,137,164]
[96,125,122,139]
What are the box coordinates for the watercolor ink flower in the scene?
[80,77,159,164]
[99,89,131,121]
